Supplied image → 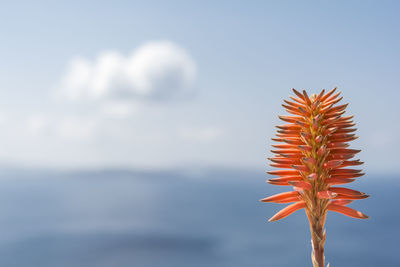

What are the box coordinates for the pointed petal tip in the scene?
[358,212,369,219]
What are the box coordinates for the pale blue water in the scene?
[0,168,396,267]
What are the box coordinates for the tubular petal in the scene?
[334,194,369,200]
[330,169,362,174]
[298,145,312,152]
[290,96,305,104]
[323,96,343,108]
[260,191,300,203]
[322,116,341,125]
[327,142,349,148]
[291,164,309,172]
[329,148,361,154]
[269,158,301,164]
[311,99,320,110]
[329,187,366,196]
[282,139,304,145]
[288,181,312,190]
[271,149,301,154]
[308,173,318,179]
[276,133,299,138]
[324,160,344,169]
[334,123,355,128]
[330,199,353,206]
[300,132,312,139]
[272,196,301,203]
[278,129,300,134]
[330,136,359,142]
[335,128,357,133]
[268,176,303,182]
[329,154,355,160]
[268,181,290,186]
[326,177,355,185]
[267,170,300,176]
[323,127,338,135]
[324,91,342,103]
[317,190,338,199]
[279,115,303,123]
[325,110,346,118]
[272,144,298,149]
[315,89,325,101]
[270,164,293,169]
[320,87,337,102]
[279,153,303,159]
[292,88,305,100]
[302,90,312,105]
[296,120,308,127]
[331,173,365,179]
[317,145,326,156]
[298,106,309,115]
[284,99,305,108]
[340,160,363,167]
[302,157,317,165]
[269,202,306,222]
[276,124,301,130]
[328,204,369,219]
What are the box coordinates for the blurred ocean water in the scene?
[0,168,397,267]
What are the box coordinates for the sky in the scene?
[0,0,398,172]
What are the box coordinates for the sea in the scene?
[0,168,396,267]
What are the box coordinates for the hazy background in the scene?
[0,1,398,266]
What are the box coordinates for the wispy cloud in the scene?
[0,41,207,168]
[58,41,197,103]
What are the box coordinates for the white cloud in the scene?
[0,41,249,170]
[59,41,197,102]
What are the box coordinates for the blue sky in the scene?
[0,1,398,172]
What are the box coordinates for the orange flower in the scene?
[261,88,369,267]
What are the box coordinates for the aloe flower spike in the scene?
[261,88,369,267]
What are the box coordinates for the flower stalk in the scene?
[261,88,369,267]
